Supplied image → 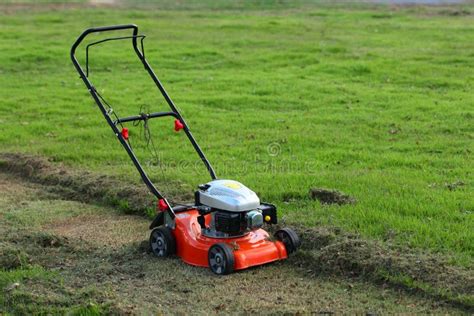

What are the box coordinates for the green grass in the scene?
[0,2,472,266]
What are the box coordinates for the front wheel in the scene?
[208,243,234,275]
[275,228,300,255]
[149,226,176,257]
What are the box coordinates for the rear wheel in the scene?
[149,226,176,257]
[275,228,300,255]
[208,243,234,275]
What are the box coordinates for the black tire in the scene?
[208,243,234,275]
[149,226,176,257]
[275,228,300,255]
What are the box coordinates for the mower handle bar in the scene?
[71,24,139,58]
[71,25,218,218]
[114,111,178,125]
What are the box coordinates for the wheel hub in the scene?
[151,234,166,256]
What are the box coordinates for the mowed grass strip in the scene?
[0,3,472,265]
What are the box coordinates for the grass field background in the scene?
[0,1,472,266]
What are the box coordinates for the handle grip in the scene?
[71,24,138,58]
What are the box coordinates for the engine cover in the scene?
[196,180,260,212]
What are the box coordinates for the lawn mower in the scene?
[71,24,300,275]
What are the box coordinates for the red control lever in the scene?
[121,127,129,140]
[158,199,168,212]
[174,119,184,132]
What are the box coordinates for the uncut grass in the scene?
[0,4,472,266]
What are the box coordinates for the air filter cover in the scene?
[198,180,260,212]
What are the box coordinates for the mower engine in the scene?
[195,180,271,237]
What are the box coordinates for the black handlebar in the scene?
[71,24,138,58]
[70,24,218,220]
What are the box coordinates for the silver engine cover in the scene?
[198,180,260,212]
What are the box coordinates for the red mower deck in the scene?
[172,210,288,270]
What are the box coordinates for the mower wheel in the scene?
[275,228,300,255]
[149,226,176,257]
[208,243,234,275]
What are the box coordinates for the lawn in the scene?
[0,0,472,269]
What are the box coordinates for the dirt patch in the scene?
[309,188,356,205]
[45,214,148,249]
[0,153,156,216]
[0,173,43,205]
[27,232,69,248]
[0,243,29,270]
[0,230,75,272]
[278,225,474,310]
[5,231,71,251]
